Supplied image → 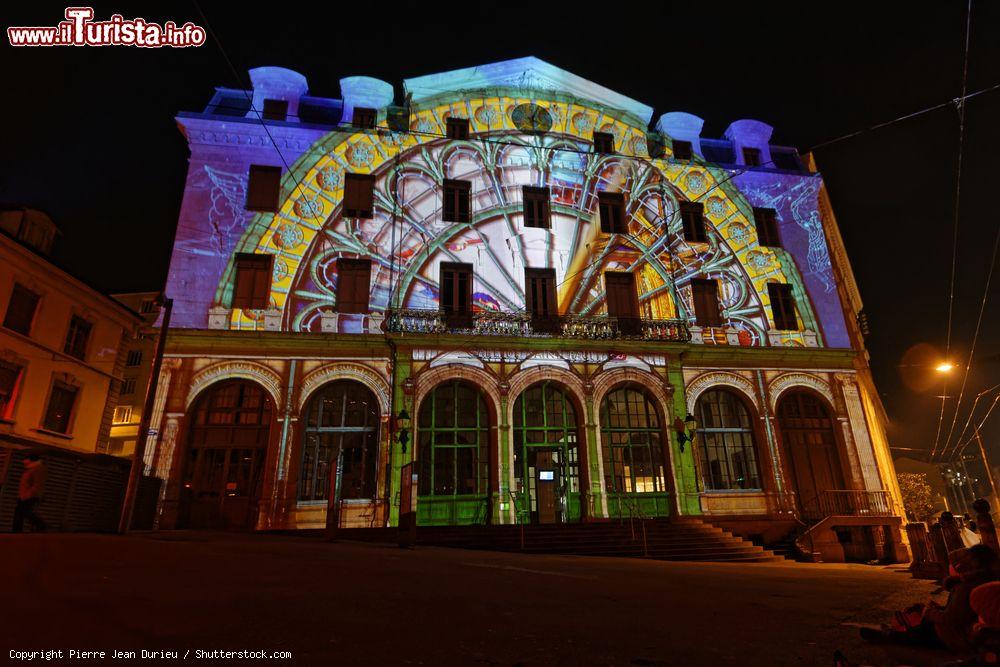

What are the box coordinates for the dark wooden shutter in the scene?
[344,173,375,218]
[443,179,471,223]
[691,279,722,327]
[440,262,473,327]
[232,253,273,310]
[605,271,640,334]
[262,98,288,121]
[43,382,78,433]
[673,140,693,160]
[680,201,707,243]
[593,131,615,154]
[743,147,762,166]
[753,207,780,247]
[246,165,281,212]
[598,192,625,234]
[3,283,40,334]
[767,282,797,330]
[336,258,372,314]
[526,268,558,332]
[523,186,551,229]
[353,107,376,129]
[446,117,470,139]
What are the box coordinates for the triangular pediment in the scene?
[403,56,653,125]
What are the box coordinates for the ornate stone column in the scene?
[836,373,883,491]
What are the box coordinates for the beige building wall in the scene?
[108,292,161,457]
[0,232,141,453]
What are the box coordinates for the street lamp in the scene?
[673,413,698,452]
[936,362,956,373]
[395,409,411,453]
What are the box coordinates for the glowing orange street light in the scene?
[936,362,956,373]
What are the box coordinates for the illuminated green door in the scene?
[512,382,581,523]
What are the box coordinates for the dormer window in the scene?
[446,117,470,140]
[672,140,693,161]
[262,98,288,122]
[742,147,762,167]
[593,131,615,154]
[353,107,377,129]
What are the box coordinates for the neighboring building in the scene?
[0,207,143,454]
[144,58,907,560]
[108,291,161,457]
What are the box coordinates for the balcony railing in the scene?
[384,309,690,342]
[801,489,895,522]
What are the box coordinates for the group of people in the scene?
[859,509,1000,666]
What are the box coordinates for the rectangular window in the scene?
[743,147,762,167]
[43,381,78,433]
[64,316,92,360]
[386,105,410,132]
[232,253,273,310]
[440,262,473,328]
[673,139,693,161]
[525,268,558,332]
[768,283,798,331]
[336,258,372,314]
[343,173,375,218]
[593,131,615,154]
[647,134,665,158]
[3,283,40,335]
[691,278,722,327]
[262,98,288,121]
[121,377,137,395]
[446,117,470,140]
[139,299,157,314]
[113,405,133,424]
[442,179,472,223]
[0,361,24,419]
[604,271,640,335]
[125,350,143,367]
[246,165,281,212]
[352,107,376,129]
[753,207,781,247]
[598,192,626,234]
[523,186,551,229]
[680,201,707,243]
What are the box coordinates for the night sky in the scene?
[4,2,999,462]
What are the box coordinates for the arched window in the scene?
[600,387,665,493]
[417,381,489,497]
[695,389,761,490]
[183,380,272,529]
[512,381,580,523]
[298,380,379,502]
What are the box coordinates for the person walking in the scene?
[12,452,47,532]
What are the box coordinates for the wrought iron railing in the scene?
[801,489,894,522]
[384,309,690,342]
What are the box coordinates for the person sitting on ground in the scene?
[861,545,1000,652]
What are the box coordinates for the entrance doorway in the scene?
[777,391,845,518]
[512,382,581,524]
[181,380,272,530]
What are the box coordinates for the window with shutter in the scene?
[598,192,626,234]
[3,283,40,335]
[442,179,471,223]
[232,253,273,310]
[680,201,707,243]
[593,131,615,154]
[647,134,666,158]
[753,207,781,247]
[125,350,143,367]
[523,186,551,229]
[691,279,722,327]
[246,165,281,212]
[672,139,693,160]
[0,360,24,419]
[64,316,92,360]
[440,262,473,328]
[525,268,558,332]
[743,147,762,167]
[604,271,640,335]
[336,258,372,314]
[767,283,798,331]
[43,381,78,433]
[262,98,288,121]
[353,107,377,129]
[344,173,375,218]
[446,117,470,140]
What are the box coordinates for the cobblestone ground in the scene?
[1,532,948,666]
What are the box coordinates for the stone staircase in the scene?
[352,517,784,563]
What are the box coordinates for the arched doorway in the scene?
[512,381,581,524]
[777,390,845,517]
[181,380,273,530]
[600,385,670,517]
[416,380,490,525]
[695,389,763,491]
[298,381,380,525]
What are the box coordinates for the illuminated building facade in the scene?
[147,58,906,560]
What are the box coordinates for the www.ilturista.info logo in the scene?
[8,7,207,47]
